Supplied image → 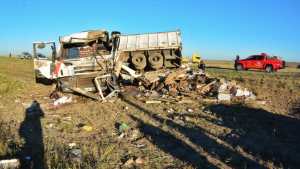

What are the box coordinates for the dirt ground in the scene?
[0,57,300,169]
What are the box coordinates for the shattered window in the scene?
[66,47,80,59]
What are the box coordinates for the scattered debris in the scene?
[46,62,256,105]
[130,129,141,141]
[218,93,231,101]
[123,158,135,167]
[0,159,20,169]
[82,125,93,132]
[47,123,54,129]
[49,90,61,100]
[68,143,77,148]
[68,149,82,163]
[178,99,194,104]
[202,98,218,103]
[116,122,130,134]
[145,100,162,104]
[167,108,175,114]
[187,108,194,113]
[135,157,145,165]
[135,143,146,148]
[127,68,256,103]
[53,96,72,106]
[123,157,145,167]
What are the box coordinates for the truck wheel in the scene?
[236,64,244,71]
[148,53,163,70]
[265,65,273,73]
[131,53,147,70]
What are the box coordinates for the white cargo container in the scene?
[118,30,182,51]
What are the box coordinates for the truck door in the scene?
[253,55,264,69]
[33,42,56,80]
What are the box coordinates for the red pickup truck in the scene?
[235,54,285,72]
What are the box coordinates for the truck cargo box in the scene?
[118,30,182,52]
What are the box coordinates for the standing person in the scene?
[198,60,206,73]
[235,55,240,70]
[9,52,12,58]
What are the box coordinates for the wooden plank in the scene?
[70,87,99,100]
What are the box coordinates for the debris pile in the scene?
[122,68,256,103]
[51,65,256,104]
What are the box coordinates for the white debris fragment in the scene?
[256,100,267,105]
[218,93,231,101]
[68,143,77,148]
[53,96,72,106]
[0,159,20,169]
[235,89,245,97]
[235,88,256,99]
[218,83,228,93]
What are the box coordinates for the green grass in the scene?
[0,57,34,100]
[0,73,25,96]
[0,57,35,82]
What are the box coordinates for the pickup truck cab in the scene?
[235,53,285,72]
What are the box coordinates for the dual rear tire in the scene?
[148,53,163,69]
[131,52,164,70]
[131,53,147,70]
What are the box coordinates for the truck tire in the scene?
[148,53,163,69]
[265,65,273,73]
[236,64,244,71]
[131,53,147,70]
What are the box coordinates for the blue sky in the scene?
[0,0,299,61]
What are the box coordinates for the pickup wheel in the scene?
[265,65,273,73]
[236,64,244,71]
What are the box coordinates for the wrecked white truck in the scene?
[33,29,182,100]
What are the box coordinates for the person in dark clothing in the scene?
[234,55,240,70]
[198,60,206,73]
